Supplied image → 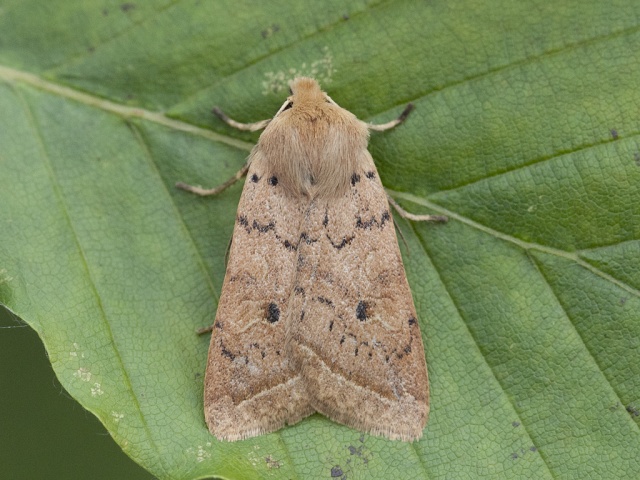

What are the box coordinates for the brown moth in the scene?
[177,77,446,442]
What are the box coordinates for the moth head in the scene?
[275,77,338,116]
[262,77,368,199]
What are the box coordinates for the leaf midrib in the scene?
[2,64,636,299]
[392,190,640,300]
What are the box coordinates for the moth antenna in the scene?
[213,107,271,132]
[176,163,250,196]
[367,103,415,132]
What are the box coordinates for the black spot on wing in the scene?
[283,239,296,251]
[327,234,355,250]
[356,300,368,321]
[351,172,361,186]
[266,302,280,323]
[220,341,235,361]
[365,171,376,179]
[253,219,275,233]
[355,210,391,229]
[299,232,318,245]
[250,173,259,183]
[237,214,249,227]
[268,175,278,186]
[317,296,334,307]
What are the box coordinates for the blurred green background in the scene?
[0,306,155,479]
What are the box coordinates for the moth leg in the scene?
[175,105,271,196]
[394,219,411,253]
[213,107,271,132]
[176,163,249,197]
[196,324,214,335]
[367,103,415,132]
[387,194,449,223]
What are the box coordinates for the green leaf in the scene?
[1,1,639,478]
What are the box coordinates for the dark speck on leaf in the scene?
[330,466,344,477]
[120,3,135,12]
[610,129,619,139]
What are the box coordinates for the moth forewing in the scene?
[286,148,429,442]
[202,147,314,441]
[190,77,434,442]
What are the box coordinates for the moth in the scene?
[177,77,446,442]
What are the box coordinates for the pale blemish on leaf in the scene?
[73,367,92,382]
[69,342,86,359]
[91,382,104,396]
[261,46,334,95]
[186,444,212,463]
[111,411,125,423]
[0,268,13,284]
